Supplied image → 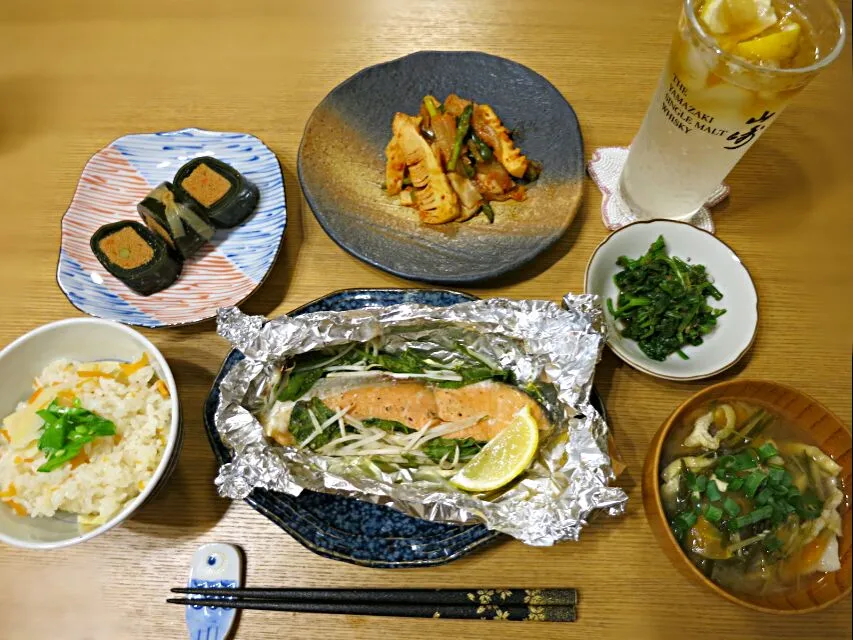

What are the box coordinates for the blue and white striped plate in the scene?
[57,128,287,328]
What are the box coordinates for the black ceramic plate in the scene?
[204,289,606,568]
[298,51,584,284]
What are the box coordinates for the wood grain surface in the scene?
[0,1,850,638]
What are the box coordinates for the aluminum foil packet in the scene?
[213,295,627,546]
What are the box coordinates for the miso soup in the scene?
[660,399,846,596]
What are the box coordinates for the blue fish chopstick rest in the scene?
[185,543,242,640]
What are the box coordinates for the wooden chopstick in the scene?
[170,586,576,607]
[166,597,577,622]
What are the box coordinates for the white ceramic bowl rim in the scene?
[0,318,180,549]
[585,220,759,381]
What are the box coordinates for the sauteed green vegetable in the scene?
[607,235,726,361]
[37,398,116,473]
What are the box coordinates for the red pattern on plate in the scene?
[62,146,257,324]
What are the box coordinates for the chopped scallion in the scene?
[793,491,823,520]
[676,511,698,530]
[757,442,779,461]
[771,483,789,496]
[723,497,741,517]
[715,468,734,482]
[705,480,721,502]
[716,455,735,469]
[704,504,723,523]
[731,505,773,530]
[727,477,745,492]
[732,450,758,471]
[770,504,788,526]
[743,470,766,498]
[767,466,787,486]
[755,488,773,506]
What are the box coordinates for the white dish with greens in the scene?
[585,220,758,381]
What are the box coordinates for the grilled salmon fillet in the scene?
[264,377,549,445]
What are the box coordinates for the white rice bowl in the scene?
[0,357,170,528]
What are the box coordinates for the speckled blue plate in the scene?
[204,288,606,567]
[298,51,584,284]
[204,289,501,567]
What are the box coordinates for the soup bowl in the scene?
[642,379,851,614]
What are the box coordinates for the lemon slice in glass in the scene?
[702,0,778,43]
[735,21,801,62]
[726,0,776,29]
[700,0,732,34]
[450,406,539,493]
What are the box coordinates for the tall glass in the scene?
[620,0,846,220]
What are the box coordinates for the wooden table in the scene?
[1,1,850,638]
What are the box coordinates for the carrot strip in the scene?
[56,390,76,406]
[70,451,89,469]
[779,530,833,583]
[27,387,43,404]
[0,484,16,499]
[4,500,28,516]
[155,379,170,398]
[77,370,114,379]
[0,428,10,443]
[120,353,149,377]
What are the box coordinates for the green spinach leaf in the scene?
[362,418,414,434]
[422,437,485,464]
[288,397,342,450]
[434,365,508,389]
[278,368,325,402]
[607,235,726,362]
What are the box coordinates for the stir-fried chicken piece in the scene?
[447,173,483,221]
[443,93,472,117]
[430,113,457,166]
[474,160,515,200]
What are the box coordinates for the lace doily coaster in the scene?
[588,146,729,233]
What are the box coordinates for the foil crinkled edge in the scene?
[213,295,627,545]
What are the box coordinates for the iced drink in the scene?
[620,0,846,220]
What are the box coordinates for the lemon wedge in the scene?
[735,21,801,62]
[700,0,732,34]
[450,406,539,493]
[726,0,777,31]
[701,0,778,45]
